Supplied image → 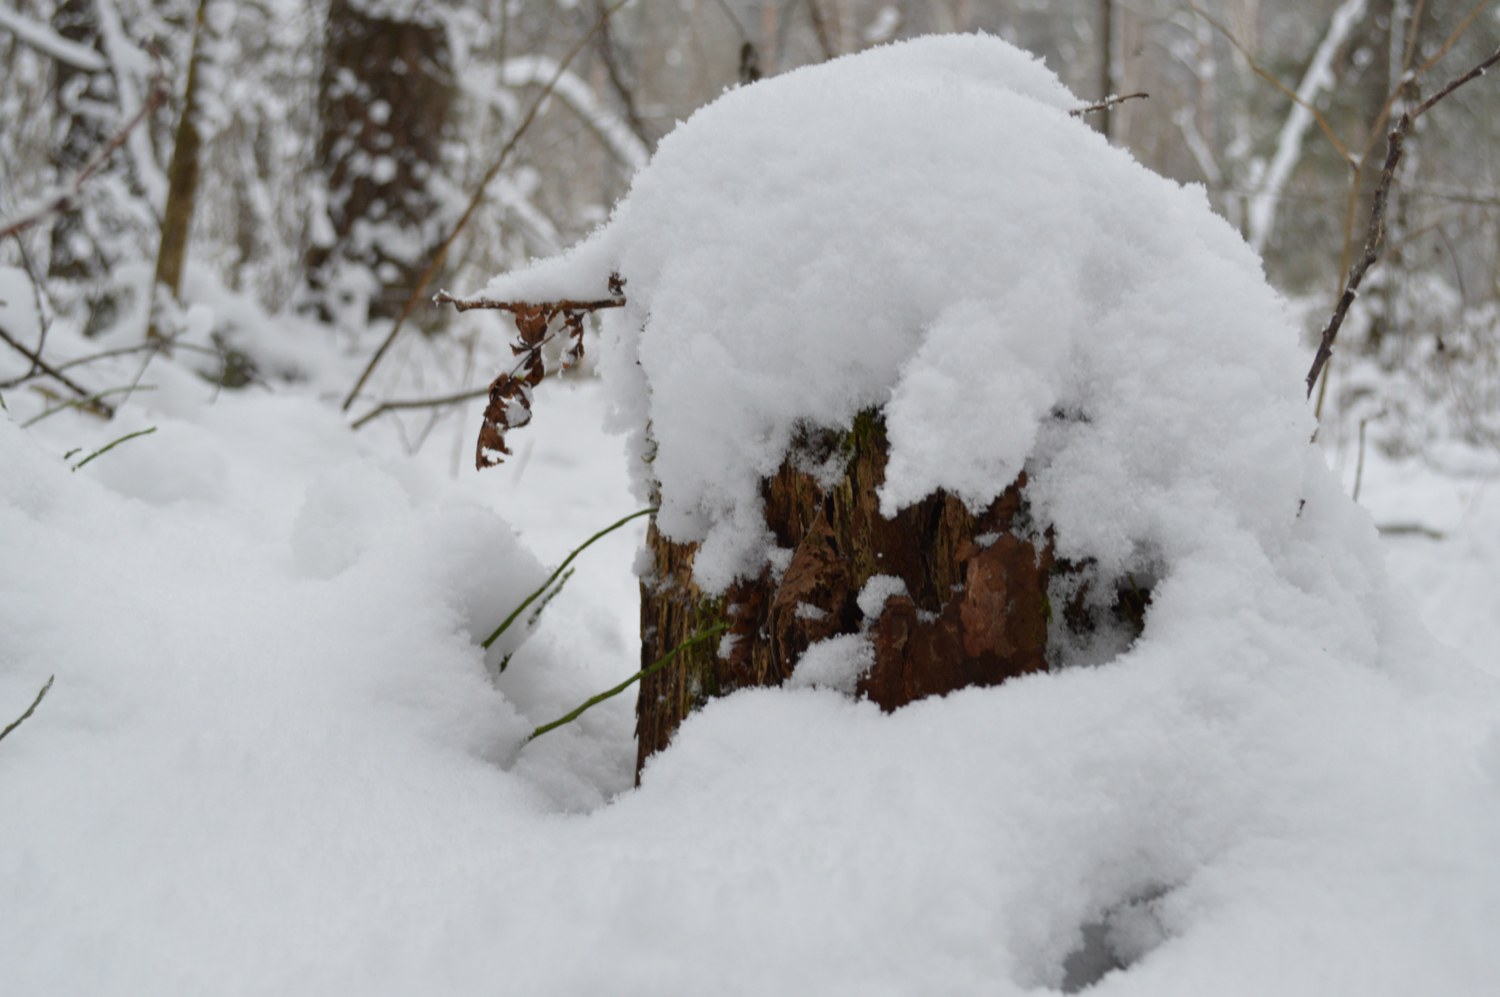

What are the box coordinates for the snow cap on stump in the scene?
[483,33,1316,599]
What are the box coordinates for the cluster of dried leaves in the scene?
[434,273,625,468]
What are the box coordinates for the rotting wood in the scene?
[634,412,1137,781]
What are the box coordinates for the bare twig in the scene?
[341,0,632,413]
[0,339,216,391]
[0,323,112,414]
[22,385,153,427]
[0,72,168,241]
[1190,3,1354,165]
[0,675,54,745]
[1069,92,1149,118]
[1305,44,1500,396]
[350,387,489,430]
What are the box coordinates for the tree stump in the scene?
[635,412,1116,781]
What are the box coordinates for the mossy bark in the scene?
[635,413,1059,780]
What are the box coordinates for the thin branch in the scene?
[0,676,54,744]
[523,624,728,745]
[0,339,216,391]
[1069,92,1149,118]
[72,426,156,470]
[350,386,489,431]
[804,0,836,61]
[0,7,108,71]
[1305,43,1500,396]
[0,323,111,413]
[0,70,168,241]
[341,0,632,413]
[434,291,625,315]
[1190,3,1353,165]
[22,385,153,427]
[482,507,656,650]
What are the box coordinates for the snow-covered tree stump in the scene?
[637,412,1055,776]
[635,411,1152,779]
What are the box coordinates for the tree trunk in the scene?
[149,0,209,339]
[305,0,453,324]
[48,0,112,324]
[635,411,1146,781]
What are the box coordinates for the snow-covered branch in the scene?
[0,74,168,243]
[499,55,649,171]
[0,7,108,72]
[1247,0,1367,253]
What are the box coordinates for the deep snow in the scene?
[3,33,1500,997]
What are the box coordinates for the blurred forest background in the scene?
[3,0,1499,466]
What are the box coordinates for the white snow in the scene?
[3,33,1500,997]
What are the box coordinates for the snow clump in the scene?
[481,32,1311,602]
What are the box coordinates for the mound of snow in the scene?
[484,33,1307,599]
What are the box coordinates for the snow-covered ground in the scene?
[4,33,1500,997]
[3,332,1500,995]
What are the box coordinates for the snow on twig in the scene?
[431,278,625,466]
[0,68,169,243]
[0,7,108,72]
[1068,92,1149,118]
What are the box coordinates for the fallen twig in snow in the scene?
[0,323,113,415]
[0,676,54,745]
[1305,43,1500,397]
[23,385,154,427]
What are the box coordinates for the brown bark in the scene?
[635,412,1133,781]
[150,0,209,335]
[306,0,453,323]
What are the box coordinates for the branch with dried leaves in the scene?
[434,274,625,468]
[1305,43,1500,396]
[341,0,633,413]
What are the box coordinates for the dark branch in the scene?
[350,386,489,431]
[1305,44,1500,396]
[432,291,625,315]
[0,323,112,415]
